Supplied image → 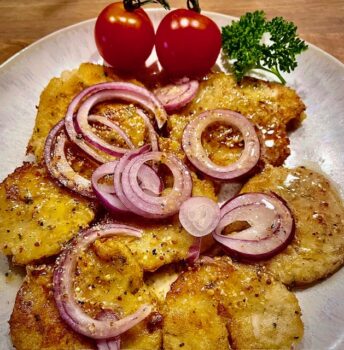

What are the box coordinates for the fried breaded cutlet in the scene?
[10,239,163,350]
[159,72,306,167]
[0,163,96,265]
[241,166,344,286]
[27,63,147,161]
[162,256,303,350]
[92,216,196,273]
[99,171,217,272]
[0,164,216,269]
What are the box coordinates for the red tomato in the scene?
[155,9,222,77]
[94,2,155,71]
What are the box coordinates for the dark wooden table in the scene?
[0,0,343,65]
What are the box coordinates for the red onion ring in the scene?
[92,159,163,213]
[114,146,152,216]
[182,109,260,180]
[65,82,167,162]
[88,114,135,150]
[213,193,295,261]
[44,120,95,198]
[136,163,164,196]
[135,108,159,152]
[53,224,152,339]
[96,310,121,350]
[179,197,220,237]
[121,152,193,218]
[187,237,202,264]
[154,80,199,113]
[91,161,128,213]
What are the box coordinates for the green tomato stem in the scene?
[187,0,201,13]
[123,0,170,11]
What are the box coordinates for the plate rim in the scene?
[1,8,343,72]
[0,7,344,350]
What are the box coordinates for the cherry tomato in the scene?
[94,2,155,71]
[155,9,222,77]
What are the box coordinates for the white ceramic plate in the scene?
[0,8,343,350]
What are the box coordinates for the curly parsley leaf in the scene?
[221,11,308,84]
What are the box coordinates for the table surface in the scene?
[0,0,343,65]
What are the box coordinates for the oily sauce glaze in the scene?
[241,166,344,286]
[4,62,343,350]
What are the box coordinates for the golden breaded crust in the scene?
[10,264,94,350]
[98,215,196,272]
[11,239,163,350]
[27,63,113,160]
[0,163,96,265]
[163,257,303,350]
[27,63,146,161]
[241,166,344,286]
[75,238,162,350]
[96,168,217,272]
[159,72,305,167]
[163,289,229,350]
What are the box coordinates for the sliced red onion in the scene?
[92,159,163,213]
[186,237,202,264]
[135,108,159,152]
[53,224,152,339]
[179,197,220,237]
[182,109,260,180]
[88,114,135,150]
[96,310,121,350]
[154,80,199,113]
[44,120,95,198]
[121,151,192,218]
[137,163,164,196]
[91,161,128,213]
[213,193,295,261]
[65,82,167,162]
[114,146,152,216]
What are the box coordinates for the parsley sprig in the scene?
[221,11,308,84]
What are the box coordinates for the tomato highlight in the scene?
[94,2,155,71]
[155,8,222,77]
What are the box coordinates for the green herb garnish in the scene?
[221,11,308,84]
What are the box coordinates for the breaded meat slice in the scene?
[0,163,96,265]
[10,239,163,350]
[241,166,344,286]
[159,72,306,167]
[162,256,303,350]
[123,172,217,271]
[97,169,218,272]
[10,264,94,350]
[96,215,197,272]
[27,63,147,161]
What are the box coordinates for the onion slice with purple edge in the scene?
[44,120,95,198]
[92,160,163,213]
[114,146,153,216]
[88,114,135,150]
[182,109,260,180]
[186,237,202,264]
[96,310,121,350]
[91,161,128,213]
[64,82,167,162]
[213,193,295,261]
[121,151,193,218]
[154,80,199,113]
[179,197,220,237]
[53,224,152,339]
